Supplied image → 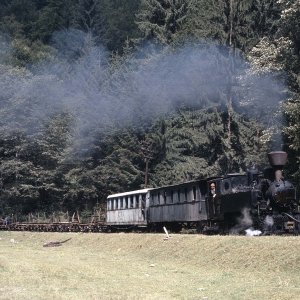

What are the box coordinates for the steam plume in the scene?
[0,30,288,153]
[230,208,253,234]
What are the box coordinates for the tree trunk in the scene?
[144,159,149,188]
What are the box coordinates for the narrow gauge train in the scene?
[106,151,300,235]
[1,151,299,234]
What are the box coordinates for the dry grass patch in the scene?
[0,231,300,299]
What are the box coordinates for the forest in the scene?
[0,0,299,220]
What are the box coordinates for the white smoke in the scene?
[245,228,262,236]
[264,215,274,227]
[230,208,254,234]
[244,215,274,236]
[0,30,288,153]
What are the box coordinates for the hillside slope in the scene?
[0,232,299,299]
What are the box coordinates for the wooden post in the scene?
[163,226,170,240]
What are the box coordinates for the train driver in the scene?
[209,182,220,216]
[210,183,216,198]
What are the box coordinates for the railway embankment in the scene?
[0,231,299,299]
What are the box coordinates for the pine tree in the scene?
[136,0,189,45]
[92,128,144,194]
[147,108,268,186]
[33,0,77,42]
[73,0,106,46]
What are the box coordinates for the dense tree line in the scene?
[0,0,299,220]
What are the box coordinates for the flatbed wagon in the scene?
[0,221,107,232]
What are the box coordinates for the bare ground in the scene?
[0,231,300,300]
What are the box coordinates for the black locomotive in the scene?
[106,151,300,235]
[202,151,300,234]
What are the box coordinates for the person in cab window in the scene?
[210,183,216,198]
[209,183,219,216]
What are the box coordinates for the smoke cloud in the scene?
[0,30,288,153]
[230,208,254,234]
[245,228,262,236]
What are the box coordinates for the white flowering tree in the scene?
[247,0,300,183]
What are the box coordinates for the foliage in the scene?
[247,0,300,186]
[147,108,268,186]
[0,0,298,218]
[136,0,189,45]
[73,0,141,52]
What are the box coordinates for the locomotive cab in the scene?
[207,175,253,219]
[218,175,253,214]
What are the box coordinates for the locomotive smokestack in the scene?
[268,151,287,182]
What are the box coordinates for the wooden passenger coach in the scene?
[148,180,209,225]
[105,179,224,232]
[106,188,151,227]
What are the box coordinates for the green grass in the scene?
[0,231,300,299]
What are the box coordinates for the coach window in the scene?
[177,189,180,202]
[170,190,174,203]
[193,186,196,201]
[114,199,117,210]
[130,196,134,208]
[184,188,188,201]
[157,192,160,205]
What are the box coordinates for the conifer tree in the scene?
[136,0,189,44]
[34,0,76,42]
[147,108,268,186]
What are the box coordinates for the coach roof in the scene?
[107,188,152,199]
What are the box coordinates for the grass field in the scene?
[0,231,300,300]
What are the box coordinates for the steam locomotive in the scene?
[106,151,300,235]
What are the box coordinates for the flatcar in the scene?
[106,151,300,235]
